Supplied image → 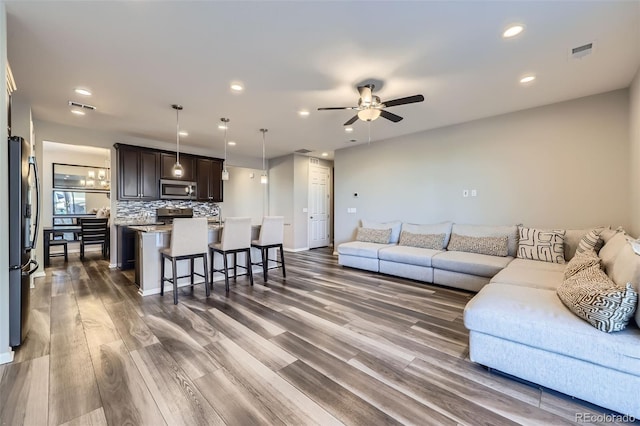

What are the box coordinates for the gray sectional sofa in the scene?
[337,222,640,417]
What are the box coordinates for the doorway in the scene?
[308,162,331,248]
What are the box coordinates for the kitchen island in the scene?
[128,222,261,296]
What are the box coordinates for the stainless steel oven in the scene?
[159,179,196,200]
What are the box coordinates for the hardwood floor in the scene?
[0,248,633,425]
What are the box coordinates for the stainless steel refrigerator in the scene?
[8,136,40,347]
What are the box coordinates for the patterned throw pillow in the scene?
[564,249,601,280]
[356,227,392,244]
[575,228,605,255]
[398,231,445,250]
[447,233,508,257]
[517,227,566,264]
[557,264,638,332]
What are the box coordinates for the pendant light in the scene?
[171,104,184,178]
[220,117,230,181]
[260,128,268,184]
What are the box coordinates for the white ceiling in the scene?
[6,1,640,162]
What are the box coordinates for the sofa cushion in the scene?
[563,229,588,261]
[378,245,442,267]
[600,226,625,243]
[607,238,640,327]
[451,224,519,257]
[337,241,394,259]
[517,227,566,264]
[464,283,640,376]
[490,263,565,290]
[563,249,601,280]
[506,258,567,272]
[447,233,508,257]
[398,231,445,250]
[600,232,630,274]
[356,227,392,244]
[361,220,402,244]
[432,251,513,278]
[575,228,605,255]
[557,264,638,333]
[402,222,453,248]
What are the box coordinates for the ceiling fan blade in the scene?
[318,106,357,110]
[382,94,425,108]
[380,110,403,123]
[344,115,359,126]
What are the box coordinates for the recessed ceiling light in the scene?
[230,83,244,92]
[345,127,354,133]
[71,110,85,116]
[178,131,188,137]
[228,141,236,146]
[74,88,92,96]
[218,124,228,130]
[503,25,524,38]
[298,110,310,117]
[321,152,328,157]
[520,75,536,84]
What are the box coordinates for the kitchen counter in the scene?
[131,223,261,296]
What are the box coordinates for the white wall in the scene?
[0,1,11,363]
[269,155,294,247]
[630,68,640,237]
[335,90,631,246]
[219,165,269,225]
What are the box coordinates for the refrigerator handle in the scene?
[22,259,39,276]
[28,155,41,250]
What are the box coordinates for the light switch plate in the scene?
[471,189,477,197]
[462,190,469,198]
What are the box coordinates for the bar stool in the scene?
[160,217,210,305]
[209,217,254,292]
[49,232,68,262]
[251,216,286,282]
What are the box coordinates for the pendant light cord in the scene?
[176,107,180,164]
[261,129,267,172]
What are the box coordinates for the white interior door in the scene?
[308,163,330,248]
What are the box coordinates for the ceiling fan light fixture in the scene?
[358,108,381,122]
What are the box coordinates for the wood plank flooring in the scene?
[0,248,634,425]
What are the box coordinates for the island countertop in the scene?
[127,223,259,233]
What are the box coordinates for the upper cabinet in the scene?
[160,153,196,181]
[116,144,159,200]
[196,158,223,202]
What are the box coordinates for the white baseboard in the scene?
[284,247,309,253]
[32,271,46,278]
[0,349,14,365]
[108,263,118,269]
[332,251,338,256]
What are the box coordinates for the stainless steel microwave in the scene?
[160,179,197,200]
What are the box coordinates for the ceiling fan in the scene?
[318,84,424,126]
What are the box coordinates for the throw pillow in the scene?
[398,231,445,250]
[517,227,566,264]
[447,233,508,257]
[356,227,392,244]
[557,264,638,333]
[361,220,402,244]
[575,227,605,255]
[563,249,601,280]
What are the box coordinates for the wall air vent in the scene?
[68,101,97,111]
[569,41,594,60]
[295,149,312,154]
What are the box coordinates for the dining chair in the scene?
[79,218,109,260]
[251,216,286,282]
[49,231,68,262]
[160,217,210,304]
[209,217,254,292]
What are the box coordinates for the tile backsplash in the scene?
[116,200,220,223]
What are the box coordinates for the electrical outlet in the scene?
[462,189,469,198]
[471,189,477,197]
[347,208,357,214]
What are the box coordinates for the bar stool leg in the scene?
[279,244,286,278]
[246,248,254,286]
[233,252,238,281]
[64,243,68,262]
[262,247,268,282]
[209,249,214,287]
[190,257,195,294]
[223,252,230,292]
[172,257,178,305]
[203,254,210,297]
[160,255,165,296]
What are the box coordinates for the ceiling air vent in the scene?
[569,42,594,60]
[68,100,97,111]
[295,149,312,154]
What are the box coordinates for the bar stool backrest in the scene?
[170,217,209,256]
[257,216,284,246]
[220,217,252,251]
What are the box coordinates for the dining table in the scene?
[43,225,81,267]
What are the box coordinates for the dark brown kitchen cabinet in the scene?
[116,144,159,200]
[160,153,196,181]
[196,158,224,202]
